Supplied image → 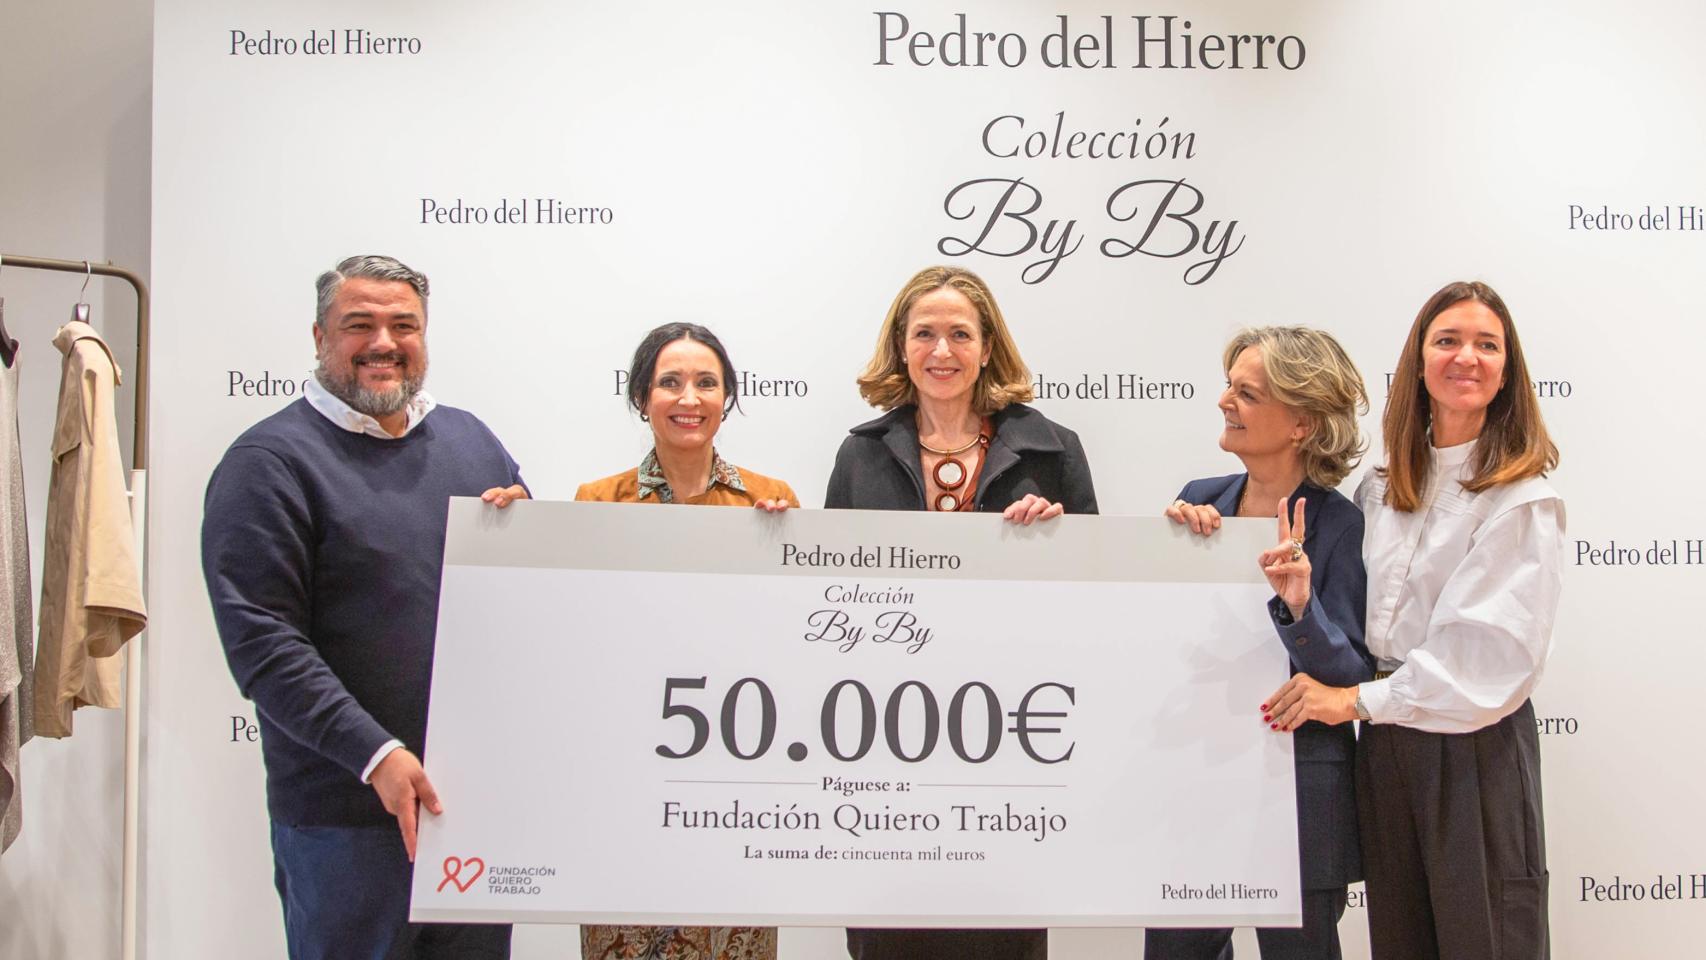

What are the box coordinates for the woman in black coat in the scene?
[825,265,1096,960]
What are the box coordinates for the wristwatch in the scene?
[1353,688,1372,723]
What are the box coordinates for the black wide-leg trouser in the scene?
[1355,700,1548,960]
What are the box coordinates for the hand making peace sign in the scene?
[1258,497,1311,622]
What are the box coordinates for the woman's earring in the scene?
[639,413,650,423]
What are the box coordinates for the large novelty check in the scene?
[411,500,1300,928]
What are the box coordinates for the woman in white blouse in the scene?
[1265,280,1562,960]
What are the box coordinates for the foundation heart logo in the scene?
[437,855,485,893]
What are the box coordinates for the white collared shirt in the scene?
[303,375,437,439]
[1355,440,1566,734]
[302,375,436,781]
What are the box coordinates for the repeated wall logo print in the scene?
[1567,204,1704,233]
[1535,715,1580,735]
[871,13,1307,71]
[1573,539,1704,567]
[1382,372,1574,399]
[1578,874,1706,903]
[227,27,423,57]
[611,369,809,400]
[1030,372,1195,402]
[419,197,614,227]
[226,369,313,399]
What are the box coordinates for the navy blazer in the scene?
[1178,473,1374,890]
[825,404,1098,514]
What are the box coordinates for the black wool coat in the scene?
[827,404,1093,960]
[824,403,1098,515]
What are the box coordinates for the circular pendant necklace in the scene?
[920,420,990,512]
[931,455,972,510]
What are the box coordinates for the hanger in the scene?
[0,256,15,367]
[73,259,92,324]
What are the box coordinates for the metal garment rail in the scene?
[0,255,149,467]
[0,253,149,960]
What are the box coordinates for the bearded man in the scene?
[202,255,526,960]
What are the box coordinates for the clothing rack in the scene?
[0,255,150,466]
[0,253,150,960]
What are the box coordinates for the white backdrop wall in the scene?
[147,2,1706,958]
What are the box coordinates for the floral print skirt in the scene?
[581,924,777,960]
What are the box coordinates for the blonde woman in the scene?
[826,266,1097,960]
[1155,326,1374,960]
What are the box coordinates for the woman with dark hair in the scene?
[575,321,791,960]
[827,265,1097,960]
[1150,326,1373,960]
[574,322,795,511]
[1262,282,1563,960]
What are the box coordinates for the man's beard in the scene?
[314,349,427,419]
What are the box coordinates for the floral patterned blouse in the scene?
[581,924,777,960]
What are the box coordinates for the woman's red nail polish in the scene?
[1260,704,1269,711]
[1263,715,1272,722]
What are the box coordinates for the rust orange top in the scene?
[575,449,797,508]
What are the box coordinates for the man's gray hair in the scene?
[315,255,430,327]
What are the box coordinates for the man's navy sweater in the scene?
[202,399,524,827]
